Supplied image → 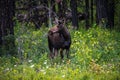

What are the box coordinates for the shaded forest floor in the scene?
[0,23,120,80]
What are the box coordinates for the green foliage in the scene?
[0,23,120,80]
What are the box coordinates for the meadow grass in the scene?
[0,23,120,80]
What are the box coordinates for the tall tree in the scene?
[85,0,90,29]
[70,0,78,29]
[96,0,108,27]
[58,0,67,19]
[0,0,15,55]
[28,0,40,28]
[91,0,94,25]
[50,0,56,12]
[96,0,115,28]
[107,0,115,29]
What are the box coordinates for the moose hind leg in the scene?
[66,49,69,58]
[60,49,64,59]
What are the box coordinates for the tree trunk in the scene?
[33,0,41,28]
[58,0,67,19]
[91,0,94,25]
[96,0,114,28]
[70,0,78,29]
[107,0,115,29]
[85,0,90,29]
[0,0,15,55]
[50,0,56,12]
[96,0,108,26]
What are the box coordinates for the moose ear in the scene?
[55,18,59,24]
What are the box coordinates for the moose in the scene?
[48,19,71,59]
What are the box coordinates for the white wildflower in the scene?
[44,60,47,64]
[62,75,65,78]
[30,64,34,68]
[5,68,9,71]
[40,69,45,72]
[28,60,32,63]
[43,72,46,74]
[46,66,49,69]
[40,69,46,74]
[14,65,17,67]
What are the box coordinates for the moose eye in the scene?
[58,20,63,24]
[58,22,62,25]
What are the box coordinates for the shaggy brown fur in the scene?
[48,21,71,59]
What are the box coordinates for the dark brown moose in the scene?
[48,19,71,59]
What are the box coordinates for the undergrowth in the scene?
[0,23,120,80]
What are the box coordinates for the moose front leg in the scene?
[49,48,54,59]
[48,45,53,59]
[54,48,58,58]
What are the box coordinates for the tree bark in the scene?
[70,0,78,29]
[58,0,67,19]
[91,0,94,25]
[96,0,114,28]
[0,0,15,55]
[96,0,108,26]
[51,0,56,12]
[85,0,90,29]
[107,0,115,29]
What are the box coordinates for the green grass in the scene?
[0,23,120,80]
